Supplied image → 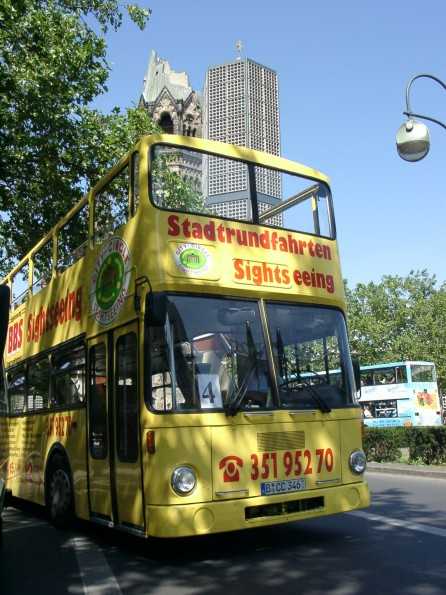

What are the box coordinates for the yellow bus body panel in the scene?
[141,409,369,538]
[0,408,89,519]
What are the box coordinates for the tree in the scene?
[0,0,153,276]
[345,270,446,389]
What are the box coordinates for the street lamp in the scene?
[396,73,446,162]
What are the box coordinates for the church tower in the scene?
[139,50,202,137]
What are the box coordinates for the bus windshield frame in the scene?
[147,294,356,414]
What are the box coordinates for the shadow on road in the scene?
[3,488,446,595]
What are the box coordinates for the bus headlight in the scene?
[171,466,197,495]
[349,450,367,474]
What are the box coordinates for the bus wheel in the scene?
[47,455,73,528]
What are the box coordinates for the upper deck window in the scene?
[360,366,408,386]
[149,144,335,238]
[411,364,435,383]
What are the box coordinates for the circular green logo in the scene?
[91,237,131,325]
[95,252,125,310]
[174,243,211,276]
[179,248,207,270]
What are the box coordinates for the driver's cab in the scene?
[190,332,272,411]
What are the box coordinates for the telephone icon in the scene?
[219,455,243,482]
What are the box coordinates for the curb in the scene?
[366,462,446,480]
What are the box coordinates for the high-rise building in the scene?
[204,58,282,221]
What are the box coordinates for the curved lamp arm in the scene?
[404,73,446,131]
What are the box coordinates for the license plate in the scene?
[260,478,306,496]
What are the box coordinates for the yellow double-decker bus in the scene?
[0,135,369,537]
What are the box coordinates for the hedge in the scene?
[363,426,446,465]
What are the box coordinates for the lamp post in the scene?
[396,73,446,162]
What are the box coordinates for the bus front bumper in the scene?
[146,480,370,538]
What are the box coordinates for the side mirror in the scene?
[146,292,167,327]
[351,356,361,395]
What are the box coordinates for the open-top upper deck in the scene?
[2,134,345,365]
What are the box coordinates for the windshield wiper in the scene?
[224,360,257,416]
[224,322,259,417]
[297,377,331,413]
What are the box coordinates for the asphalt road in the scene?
[2,473,446,595]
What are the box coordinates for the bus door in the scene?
[87,323,144,532]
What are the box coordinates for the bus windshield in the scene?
[266,303,355,410]
[148,296,355,413]
[149,295,272,412]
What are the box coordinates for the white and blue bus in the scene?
[358,361,442,428]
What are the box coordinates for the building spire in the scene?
[235,40,243,61]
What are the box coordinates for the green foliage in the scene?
[364,426,446,465]
[407,427,446,465]
[363,427,403,462]
[345,271,446,390]
[0,0,153,276]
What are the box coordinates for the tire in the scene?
[46,454,74,529]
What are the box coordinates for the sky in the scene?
[92,0,446,287]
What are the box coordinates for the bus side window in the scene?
[0,357,8,416]
[0,374,7,415]
[89,343,108,459]
[8,367,26,415]
[150,327,171,411]
[28,357,50,411]
[395,365,408,383]
[52,343,85,408]
[362,402,375,418]
[361,373,373,386]
[116,333,138,463]
[94,164,130,244]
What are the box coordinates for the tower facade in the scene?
[139,51,203,201]
[204,58,281,220]
[139,50,202,137]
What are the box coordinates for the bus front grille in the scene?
[257,431,305,452]
[245,496,324,520]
